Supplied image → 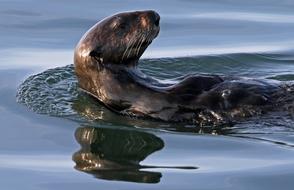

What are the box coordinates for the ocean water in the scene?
[1,0,294,189]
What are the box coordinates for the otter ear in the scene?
[89,48,103,63]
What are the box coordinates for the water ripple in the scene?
[17,54,294,135]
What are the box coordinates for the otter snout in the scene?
[150,11,160,27]
[140,10,160,29]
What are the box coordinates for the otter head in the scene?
[74,10,160,67]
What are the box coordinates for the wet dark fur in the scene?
[74,10,292,125]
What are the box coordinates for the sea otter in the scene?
[74,10,293,125]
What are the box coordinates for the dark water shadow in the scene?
[73,126,197,183]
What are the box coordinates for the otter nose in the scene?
[146,10,160,27]
[154,15,160,27]
[153,12,160,27]
[154,13,160,27]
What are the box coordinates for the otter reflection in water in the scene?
[73,126,196,183]
[73,126,163,183]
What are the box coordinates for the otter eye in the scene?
[89,50,101,58]
[119,22,128,30]
[89,47,103,63]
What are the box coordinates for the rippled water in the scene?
[1,0,294,189]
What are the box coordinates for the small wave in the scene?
[267,74,294,81]
[16,65,79,117]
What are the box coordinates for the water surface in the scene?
[1,0,294,189]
